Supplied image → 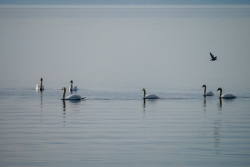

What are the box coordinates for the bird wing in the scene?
[210,52,215,59]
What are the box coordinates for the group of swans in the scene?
[142,85,236,99]
[63,80,84,100]
[202,84,236,98]
[143,85,236,100]
[36,79,84,100]
[36,79,236,100]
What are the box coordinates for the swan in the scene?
[36,78,44,90]
[210,52,217,61]
[61,87,85,100]
[69,80,77,91]
[217,87,236,99]
[141,88,159,99]
[202,84,214,96]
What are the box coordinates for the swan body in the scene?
[217,87,236,99]
[141,88,159,99]
[69,80,77,91]
[202,84,214,96]
[61,87,84,100]
[210,52,217,61]
[36,78,44,90]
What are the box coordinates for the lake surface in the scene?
[0,87,250,167]
[0,5,250,167]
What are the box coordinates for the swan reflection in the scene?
[62,100,66,112]
[218,97,236,111]
[214,118,221,151]
[202,98,206,118]
[203,97,206,108]
[36,90,43,125]
[62,100,66,126]
[143,99,146,108]
[218,98,222,111]
[142,98,158,108]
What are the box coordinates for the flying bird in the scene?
[210,52,217,61]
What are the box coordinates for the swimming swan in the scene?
[217,87,236,99]
[61,87,84,100]
[141,88,159,99]
[202,84,214,96]
[69,80,77,91]
[36,78,44,91]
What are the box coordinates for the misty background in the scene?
[0,2,250,92]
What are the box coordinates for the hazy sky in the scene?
[0,4,250,91]
[0,0,250,5]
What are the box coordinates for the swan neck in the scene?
[63,89,66,99]
[70,82,73,90]
[40,80,43,90]
[143,89,146,97]
[220,89,222,97]
[203,86,206,94]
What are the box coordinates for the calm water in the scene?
[0,87,250,167]
[1,5,250,167]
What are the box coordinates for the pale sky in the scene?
[0,4,250,91]
[0,0,250,5]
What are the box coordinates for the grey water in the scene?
[1,5,250,167]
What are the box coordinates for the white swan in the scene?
[69,80,77,91]
[61,87,85,100]
[36,78,44,90]
[202,84,214,96]
[141,88,159,99]
[217,87,236,99]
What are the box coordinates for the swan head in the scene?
[70,80,73,84]
[202,84,206,88]
[141,88,145,92]
[217,87,222,91]
[62,87,66,91]
[40,78,43,81]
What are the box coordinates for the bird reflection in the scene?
[214,98,222,154]
[142,99,158,119]
[62,100,66,112]
[201,97,207,139]
[37,90,43,125]
[142,99,146,118]
[143,99,146,108]
[213,117,222,154]
[217,98,222,112]
[203,97,206,108]
[202,97,207,119]
[62,100,66,126]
